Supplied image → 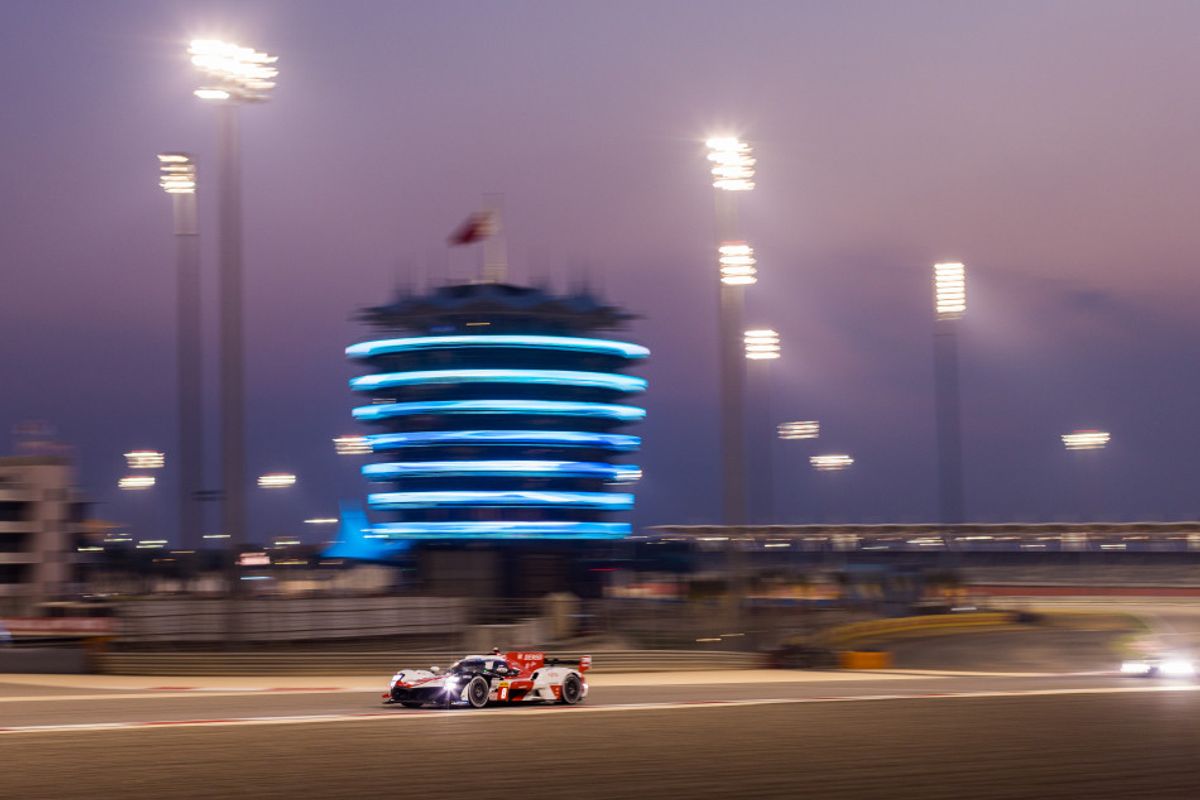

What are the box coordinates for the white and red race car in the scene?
[383,651,590,709]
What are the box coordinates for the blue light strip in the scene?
[365,430,642,452]
[349,369,646,393]
[363,460,642,480]
[368,520,630,539]
[347,335,649,360]
[353,399,646,422]
[368,490,634,510]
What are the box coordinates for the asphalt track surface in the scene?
[5,670,1200,799]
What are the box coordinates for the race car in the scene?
[383,650,590,709]
[1120,655,1196,678]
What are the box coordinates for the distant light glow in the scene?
[257,473,296,488]
[719,242,757,285]
[202,533,230,539]
[934,262,966,319]
[706,137,756,191]
[744,329,780,360]
[1062,430,1110,450]
[189,39,278,102]
[346,335,648,360]
[365,430,642,452]
[157,153,195,194]
[810,454,854,471]
[370,521,630,539]
[368,490,634,510]
[333,435,371,455]
[363,461,643,481]
[304,518,338,525]
[349,368,647,393]
[118,475,156,490]
[353,400,646,422]
[778,420,819,440]
[124,450,165,469]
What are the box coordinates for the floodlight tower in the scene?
[933,262,967,524]
[189,39,278,563]
[157,153,203,551]
[707,137,756,525]
[744,329,780,523]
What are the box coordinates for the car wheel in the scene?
[560,674,583,705]
[465,676,490,708]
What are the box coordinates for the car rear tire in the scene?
[465,676,490,708]
[560,674,583,705]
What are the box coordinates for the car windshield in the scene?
[449,659,486,673]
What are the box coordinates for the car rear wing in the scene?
[546,654,591,673]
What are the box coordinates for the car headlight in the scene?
[1161,660,1195,678]
[444,677,459,691]
[1120,661,1148,674]
[389,672,404,688]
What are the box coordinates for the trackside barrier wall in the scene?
[96,650,763,676]
[114,597,470,643]
[817,612,1018,647]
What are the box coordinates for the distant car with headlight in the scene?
[1120,656,1196,678]
[383,651,590,709]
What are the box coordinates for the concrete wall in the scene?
[0,647,87,674]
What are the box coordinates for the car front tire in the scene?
[465,676,490,708]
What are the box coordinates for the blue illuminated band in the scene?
[365,430,642,452]
[368,490,634,510]
[353,400,646,422]
[363,461,642,481]
[346,335,649,360]
[349,369,647,393]
[367,521,630,539]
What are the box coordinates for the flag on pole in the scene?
[448,210,499,245]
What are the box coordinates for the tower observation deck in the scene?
[346,282,648,543]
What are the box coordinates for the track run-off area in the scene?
[5,668,1200,799]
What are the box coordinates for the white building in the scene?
[0,456,87,614]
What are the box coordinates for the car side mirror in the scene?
[430,666,441,674]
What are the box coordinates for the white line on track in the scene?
[3,683,1199,736]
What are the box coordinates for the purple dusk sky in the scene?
[3,1,1200,542]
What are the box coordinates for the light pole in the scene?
[707,137,756,526]
[1062,429,1110,522]
[933,261,967,524]
[158,154,203,553]
[744,329,780,523]
[189,39,278,602]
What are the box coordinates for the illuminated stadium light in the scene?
[934,262,966,319]
[1062,430,1110,450]
[333,435,371,455]
[257,473,296,488]
[370,521,631,539]
[353,399,647,422]
[365,430,642,452]
[118,475,156,490]
[346,335,649,360]
[189,39,278,102]
[706,137,756,191]
[744,329,781,360]
[304,518,338,525]
[718,242,757,285]
[362,461,643,481]
[349,368,647,393]
[368,490,635,510]
[810,454,854,471]
[157,153,196,194]
[778,420,820,440]
[124,450,165,469]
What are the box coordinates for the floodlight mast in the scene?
[189,38,278,638]
[157,154,203,552]
[933,262,967,524]
[707,136,755,527]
